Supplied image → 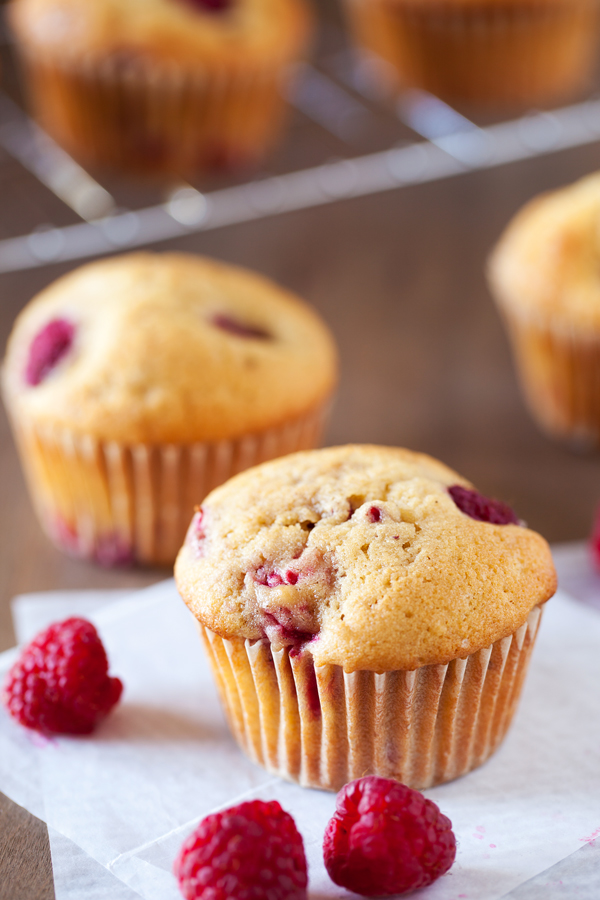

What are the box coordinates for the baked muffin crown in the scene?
[175,444,556,672]
[2,252,337,444]
[9,0,312,66]
[489,171,600,332]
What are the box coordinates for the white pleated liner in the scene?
[18,46,294,174]
[498,307,600,449]
[9,402,329,566]
[200,605,543,791]
[344,0,597,106]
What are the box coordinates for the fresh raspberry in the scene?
[590,504,600,572]
[3,618,123,735]
[323,776,456,897]
[449,484,518,525]
[174,799,308,900]
[210,313,271,339]
[25,318,75,386]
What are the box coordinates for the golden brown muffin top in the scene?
[9,0,311,67]
[384,0,591,5]
[175,445,556,672]
[2,252,337,444]
[489,171,600,332]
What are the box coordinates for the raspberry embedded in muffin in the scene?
[255,566,299,587]
[210,313,271,340]
[185,0,232,12]
[366,505,381,523]
[188,508,207,558]
[25,318,74,386]
[448,485,518,525]
[261,609,317,648]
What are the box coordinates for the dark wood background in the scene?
[3,13,600,898]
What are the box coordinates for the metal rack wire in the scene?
[0,34,600,275]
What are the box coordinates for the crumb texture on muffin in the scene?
[489,171,600,331]
[175,445,556,671]
[2,252,337,444]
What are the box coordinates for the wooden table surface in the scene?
[3,35,600,900]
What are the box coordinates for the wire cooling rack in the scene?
[1,21,600,275]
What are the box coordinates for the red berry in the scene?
[323,776,456,897]
[449,484,518,525]
[210,313,271,340]
[174,799,308,900]
[590,505,600,572]
[366,505,381,523]
[254,565,299,588]
[2,618,123,735]
[185,0,232,11]
[25,318,75,386]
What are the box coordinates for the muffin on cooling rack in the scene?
[343,0,600,109]
[175,444,556,791]
[8,0,312,176]
[489,171,600,450]
[2,252,337,567]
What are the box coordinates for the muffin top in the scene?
[175,445,556,672]
[2,252,337,444]
[393,0,590,5]
[489,171,600,332]
[9,0,311,67]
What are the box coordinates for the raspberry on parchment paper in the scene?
[174,799,308,900]
[2,617,122,735]
[324,776,457,897]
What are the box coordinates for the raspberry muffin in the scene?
[8,0,312,175]
[175,444,556,791]
[344,0,599,109]
[489,171,600,449]
[2,252,337,566]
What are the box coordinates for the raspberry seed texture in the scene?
[323,776,456,897]
[3,617,123,735]
[174,799,308,900]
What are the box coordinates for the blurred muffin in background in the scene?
[343,0,600,110]
[1,252,337,567]
[8,0,312,176]
[489,171,600,450]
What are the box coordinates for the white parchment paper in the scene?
[2,548,600,899]
[0,644,45,821]
[2,589,143,900]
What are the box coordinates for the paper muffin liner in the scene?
[497,305,600,449]
[344,0,598,108]
[17,47,296,175]
[7,401,330,567]
[199,604,543,791]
